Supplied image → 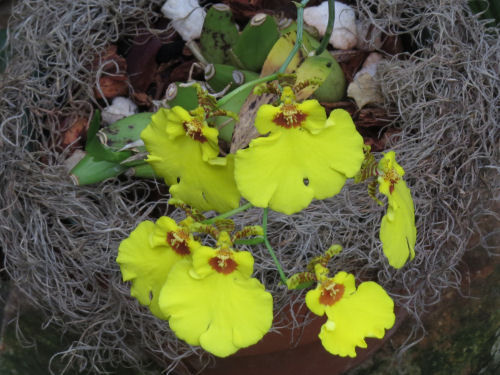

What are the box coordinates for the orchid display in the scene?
[113,0,417,361]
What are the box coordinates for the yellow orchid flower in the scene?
[306,264,395,357]
[158,231,273,357]
[377,151,416,268]
[235,87,364,215]
[141,106,241,213]
[116,217,200,319]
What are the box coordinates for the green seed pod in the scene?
[294,55,346,102]
[312,55,346,102]
[230,13,280,72]
[100,112,152,152]
[204,63,258,93]
[165,82,199,110]
[200,4,239,64]
[70,154,128,185]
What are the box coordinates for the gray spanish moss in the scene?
[0,0,498,374]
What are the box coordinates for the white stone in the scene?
[303,1,357,50]
[161,0,206,41]
[355,52,384,79]
[101,97,138,125]
[348,52,385,109]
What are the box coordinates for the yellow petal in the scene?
[159,260,273,357]
[324,109,366,177]
[168,154,241,213]
[116,220,190,319]
[235,113,364,214]
[166,107,220,161]
[306,270,356,317]
[142,112,241,212]
[297,100,327,134]
[305,287,327,316]
[192,245,254,279]
[380,179,416,268]
[319,280,395,357]
[254,100,326,135]
[254,104,280,134]
[150,216,180,248]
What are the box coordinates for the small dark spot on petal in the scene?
[149,291,153,301]
[202,191,208,202]
[176,177,180,183]
[326,62,332,68]
[303,178,309,186]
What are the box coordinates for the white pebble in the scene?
[355,52,384,79]
[161,0,206,42]
[101,97,138,125]
[303,1,358,50]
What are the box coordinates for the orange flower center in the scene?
[166,230,191,255]
[319,280,345,306]
[209,249,237,274]
[272,104,307,128]
[183,119,207,142]
[383,168,401,194]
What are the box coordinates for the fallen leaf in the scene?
[95,75,129,99]
[59,116,89,150]
[347,72,383,109]
[93,45,129,99]
[230,92,276,153]
[126,34,162,93]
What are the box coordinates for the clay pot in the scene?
[202,306,407,375]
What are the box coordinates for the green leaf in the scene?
[230,14,280,72]
[167,83,199,110]
[102,112,152,152]
[85,110,132,162]
[200,4,240,64]
[70,154,128,185]
[205,63,258,93]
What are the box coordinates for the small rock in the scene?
[354,52,384,79]
[303,1,357,50]
[348,52,384,109]
[101,97,138,125]
[347,73,383,109]
[161,0,206,41]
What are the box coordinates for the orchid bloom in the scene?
[141,106,240,213]
[158,231,273,357]
[306,264,395,357]
[377,151,416,268]
[235,87,364,215]
[116,216,199,319]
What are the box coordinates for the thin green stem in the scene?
[217,73,278,107]
[217,0,310,108]
[277,0,310,74]
[202,202,253,224]
[263,208,288,284]
[315,0,335,55]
